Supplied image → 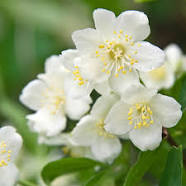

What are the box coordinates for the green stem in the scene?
[18,180,37,186]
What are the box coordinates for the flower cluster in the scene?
[20,9,184,163]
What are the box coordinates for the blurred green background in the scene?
[0,0,186,185]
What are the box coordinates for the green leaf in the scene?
[179,76,186,112]
[123,143,166,186]
[159,146,183,186]
[41,157,106,184]
[85,169,107,186]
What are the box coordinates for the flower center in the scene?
[95,30,140,77]
[96,119,115,138]
[109,44,126,62]
[0,141,12,167]
[43,87,66,115]
[127,103,154,129]
[149,65,166,81]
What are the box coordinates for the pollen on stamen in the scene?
[119,30,123,34]
[128,104,154,129]
[99,44,105,49]
[137,43,142,47]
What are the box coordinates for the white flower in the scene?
[60,49,93,98]
[72,8,165,91]
[20,55,92,138]
[140,63,175,90]
[140,44,185,90]
[105,85,182,151]
[71,94,121,163]
[164,44,183,73]
[60,49,112,96]
[0,126,22,186]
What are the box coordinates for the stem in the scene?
[162,128,178,147]
[18,180,37,186]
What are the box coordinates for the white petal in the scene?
[71,115,97,146]
[91,94,118,120]
[91,136,121,163]
[116,10,150,41]
[72,28,101,53]
[0,164,19,186]
[140,63,175,90]
[129,123,162,151]
[93,8,116,39]
[64,73,93,99]
[94,80,112,96]
[38,61,67,91]
[27,108,66,137]
[105,101,132,135]
[119,133,129,140]
[65,96,91,120]
[165,44,182,71]
[121,85,157,105]
[20,79,47,111]
[109,69,140,95]
[39,133,73,146]
[45,55,64,74]
[132,41,165,72]
[150,94,182,128]
[75,55,109,83]
[0,126,22,162]
[60,49,79,71]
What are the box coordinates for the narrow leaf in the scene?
[159,146,183,186]
[123,144,165,186]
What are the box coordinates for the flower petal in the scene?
[165,44,182,71]
[45,55,64,73]
[105,101,132,135]
[140,63,175,90]
[71,115,97,146]
[27,108,66,137]
[65,96,91,120]
[60,49,79,71]
[93,8,116,39]
[109,69,139,96]
[0,126,22,162]
[74,55,109,83]
[129,123,162,151]
[132,41,165,72]
[91,94,118,120]
[94,80,112,96]
[91,136,121,163]
[116,10,150,41]
[19,79,47,111]
[72,28,101,53]
[150,94,182,128]
[0,164,18,186]
[121,85,157,105]
[64,73,93,99]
